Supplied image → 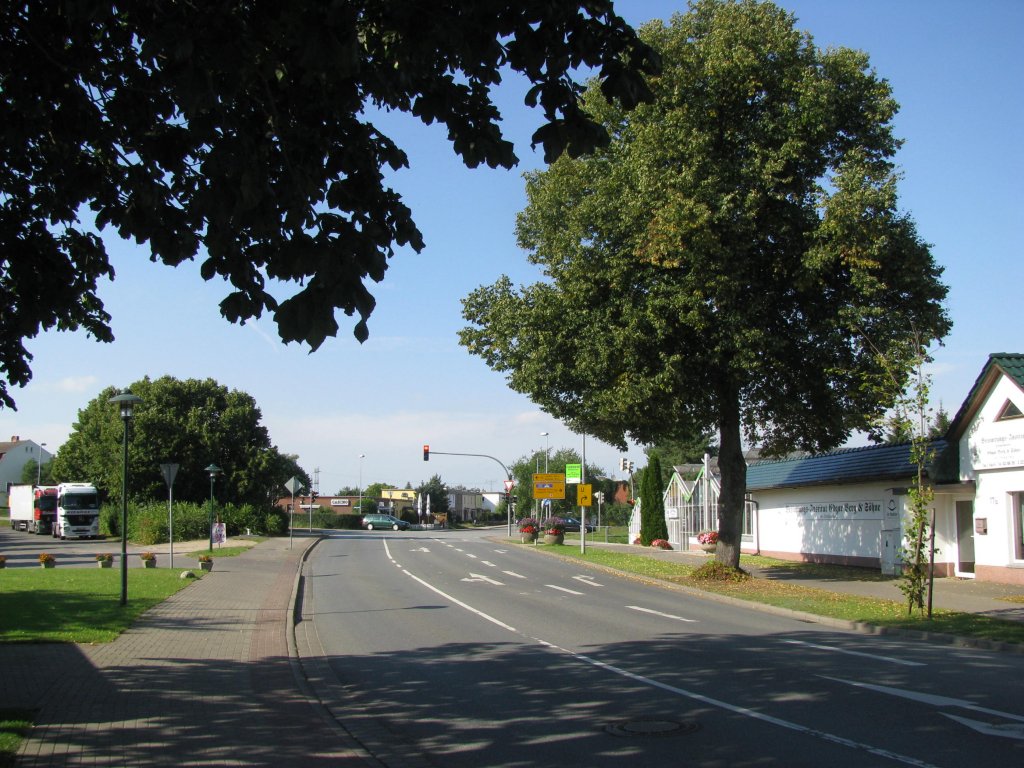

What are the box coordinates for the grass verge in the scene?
[0,568,201,644]
[0,710,34,768]
[187,545,253,558]
[533,544,1024,646]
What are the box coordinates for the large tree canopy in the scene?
[50,376,309,506]
[460,0,950,567]
[0,1,659,408]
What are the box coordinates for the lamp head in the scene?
[109,392,143,421]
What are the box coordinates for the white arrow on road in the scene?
[461,573,505,586]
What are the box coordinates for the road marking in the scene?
[782,639,924,666]
[821,676,1024,723]
[481,560,497,567]
[627,605,697,623]
[546,584,584,595]
[411,547,431,553]
[942,714,1024,740]
[379,538,937,767]
[462,572,505,586]
[574,575,603,587]
[493,548,509,554]
[503,571,526,579]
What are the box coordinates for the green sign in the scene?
[565,463,582,484]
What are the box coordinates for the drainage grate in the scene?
[605,719,701,738]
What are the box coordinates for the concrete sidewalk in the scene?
[5,535,378,767]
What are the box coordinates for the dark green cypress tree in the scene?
[639,454,668,545]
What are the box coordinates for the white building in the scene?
[0,436,50,508]
[654,354,1024,586]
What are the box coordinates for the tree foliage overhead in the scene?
[0,1,659,409]
[50,376,309,506]
[460,0,950,567]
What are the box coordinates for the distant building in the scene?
[0,437,50,508]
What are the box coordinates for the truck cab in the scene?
[54,482,101,539]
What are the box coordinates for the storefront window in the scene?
[1015,493,1024,561]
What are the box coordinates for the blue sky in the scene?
[3,1,1021,495]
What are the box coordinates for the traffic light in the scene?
[423,444,430,461]
[619,457,628,471]
[311,491,318,502]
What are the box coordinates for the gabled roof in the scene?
[947,353,1024,441]
[746,440,948,491]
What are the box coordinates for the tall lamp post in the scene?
[36,442,47,485]
[541,431,549,472]
[206,464,222,552]
[109,392,142,606]
[358,453,366,515]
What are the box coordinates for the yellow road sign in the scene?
[577,484,592,507]
[532,473,566,500]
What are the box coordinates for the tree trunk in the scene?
[715,386,746,569]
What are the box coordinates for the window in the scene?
[997,399,1023,421]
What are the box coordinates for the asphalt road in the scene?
[297,528,1024,768]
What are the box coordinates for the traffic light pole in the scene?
[423,449,514,536]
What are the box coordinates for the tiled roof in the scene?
[746,440,948,491]
[948,353,1024,440]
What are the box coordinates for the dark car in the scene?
[362,514,410,531]
[561,517,596,533]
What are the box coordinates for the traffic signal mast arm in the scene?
[421,447,516,536]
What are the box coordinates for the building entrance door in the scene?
[955,499,976,577]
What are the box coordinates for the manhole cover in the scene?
[605,719,700,738]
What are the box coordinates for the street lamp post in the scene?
[541,431,549,472]
[36,442,47,485]
[358,453,366,515]
[205,464,222,551]
[109,392,142,606]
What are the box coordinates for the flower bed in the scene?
[650,539,672,550]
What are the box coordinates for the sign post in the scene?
[160,463,179,568]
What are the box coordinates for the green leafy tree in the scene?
[20,459,54,485]
[51,376,309,506]
[460,0,950,569]
[639,455,668,546]
[508,447,605,519]
[0,2,658,410]
[417,474,450,517]
[645,433,717,474]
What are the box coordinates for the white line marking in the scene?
[574,575,603,586]
[546,584,584,595]
[482,560,497,567]
[782,639,924,666]
[503,571,526,579]
[466,553,477,559]
[627,605,697,623]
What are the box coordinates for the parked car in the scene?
[362,514,410,531]
[561,517,595,533]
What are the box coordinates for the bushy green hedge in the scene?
[100,501,287,545]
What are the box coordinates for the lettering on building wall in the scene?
[786,501,883,519]
[330,499,350,506]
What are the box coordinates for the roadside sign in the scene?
[577,484,592,507]
[532,473,566,500]
[504,479,515,492]
[565,463,582,484]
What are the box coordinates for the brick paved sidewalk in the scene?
[5,536,380,767]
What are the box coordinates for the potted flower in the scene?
[197,553,214,572]
[96,553,113,568]
[518,517,539,544]
[139,551,157,568]
[39,552,56,569]
[543,517,566,545]
[651,539,673,550]
[696,530,718,553]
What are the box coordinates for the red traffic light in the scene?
[423,444,430,461]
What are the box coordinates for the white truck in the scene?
[52,482,101,539]
[9,484,58,535]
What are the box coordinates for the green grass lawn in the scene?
[0,709,33,768]
[531,542,1024,646]
[0,568,201,644]
[186,545,253,558]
